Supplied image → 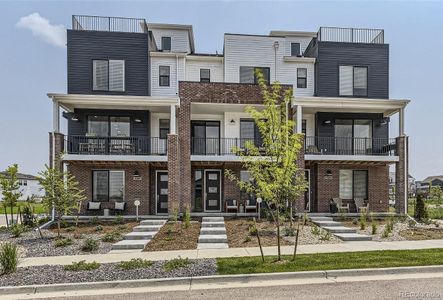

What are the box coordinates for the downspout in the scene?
[176,54,179,95]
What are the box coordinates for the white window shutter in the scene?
[339,66,353,96]
[93,60,109,90]
[109,60,125,91]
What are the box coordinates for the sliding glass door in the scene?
[191,121,220,155]
[335,119,372,155]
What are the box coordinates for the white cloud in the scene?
[16,13,66,48]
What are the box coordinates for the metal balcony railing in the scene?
[191,138,263,156]
[318,27,384,44]
[305,136,396,156]
[65,136,167,155]
[72,15,148,33]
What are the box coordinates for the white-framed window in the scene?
[239,66,270,84]
[339,66,367,97]
[161,37,171,51]
[200,69,210,83]
[92,170,125,202]
[297,68,307,88]
[339,170,368,199]
[93,60,125,92]
[159,66,170,87]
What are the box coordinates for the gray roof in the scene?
[422,175,443,183]
[0,171,38,181]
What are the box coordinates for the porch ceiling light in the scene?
[379,117,389,126]
[134,118,142,123]
[71,114,79,121]
[230,119,236,125]
[323,120,332,125]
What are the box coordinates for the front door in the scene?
[156,171,168,214]
[205,170,221,212]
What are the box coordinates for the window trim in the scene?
[338,65,368,97]
[92,170,125,202]
[291,42,301,56]
[161,36,171,51]
[87,115,131,137]
[339,169,368,200]
[297,68,307,88]
[159,66,170,87]
[92,59,125,92]
[239,66,271,84]
[200,68,211,83]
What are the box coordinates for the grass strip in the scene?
[217,248,443,275]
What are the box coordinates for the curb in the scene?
[1,265,443,296]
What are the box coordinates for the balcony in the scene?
[305,136,396,156]
[191,138,263,156]
[72,15,148,33]
[65,136,167,156]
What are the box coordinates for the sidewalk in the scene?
[19,239,443,267]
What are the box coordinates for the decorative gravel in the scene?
[0,230,113,257]
[0,259,217,287]
[282,224,342,245]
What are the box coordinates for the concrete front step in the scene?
[200,227,227,235]
[201,222,225,228]
[124,232,155,240]
[198,234,228,243]
[202,217,225,222]
[334,233,372,241]
[312,220,342,227]
[111,239,149,250]
[140,220,167,225]
[310,217,333,222]
[197,243,229,249]
[322,226,357,234]
[133,225,163,232]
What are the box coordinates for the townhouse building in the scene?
[48,15,409,216]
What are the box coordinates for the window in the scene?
[159,119,170,139]
[339,170,368,199]
[19,180,27,186]
[291,42,300,56]
[339,66,368,97]
[239,66,270,84]
[159,66,170,87]
[88,116,109,136]
[335,119,372,155]
[240,171,252,183]
[191,121,220,155]
[93,170,125,202]
[93,60,125,92]
[200,69,210,83]
[240,119,262,148]
[110,117,130,137]
[297,68,307,88]
[87,116,130,137]
[161,37,171,51]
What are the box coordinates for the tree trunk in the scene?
[4,211,9,229]
[57,215,61,238]
[276,209,281,261]
[292,220,300,260]
[253,217,265,263]
[9,204,14,225]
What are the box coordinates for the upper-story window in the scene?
[239,66,270,84]
[200,69,210,83]
[339,66,368,97]
[291,43,301,56]
[161,37,171,51]
[159,66,170,87]
[87,116,130,137]
[159,119,170,139]
[93,60,125,92]
[297,68,307,88]
[19,180,27,186]
[240,119,263,148]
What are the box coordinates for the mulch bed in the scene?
[399,227,443,240]
[48,221,138,236]
[0,259,217,287]
[144,221,200,252]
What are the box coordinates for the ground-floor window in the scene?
[92,170,125,202]
[339,170,368,199]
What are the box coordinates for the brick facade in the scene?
[49,132,64,170]
[167,134,182,214]
[395,136,409,214]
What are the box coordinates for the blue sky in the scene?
[0,0,442,181]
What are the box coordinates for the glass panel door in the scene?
[205,170,221,211]
[156,171,168,214]
[353,120,372,155]
[335,119,353,155]
[191,121,220,155]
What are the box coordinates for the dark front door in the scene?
[205,170,221,211]
[156,171,168,214]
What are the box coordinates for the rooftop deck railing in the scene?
[318,27,384,44]
[72,15,148,33]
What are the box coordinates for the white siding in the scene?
[284,37,313,56]
[151,29,191,53]
[223,112,250,139]
[185,59,224,82]
[224,34,314,96]
[0,179,44,201]
[150,113,170,137]
[151,56,185,96]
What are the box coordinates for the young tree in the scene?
[429,185,443,204]
[414,194,428,222]
[0,164,22,227]
[226,71,307,261]
[37,164,86,237]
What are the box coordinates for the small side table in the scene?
[239,204,244,213]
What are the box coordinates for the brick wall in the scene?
[395,136,409,214]
[312,163,389,213]
[295,136,305,213]
[68,162,151,215]
[49,132,64,170]
[167,134,182,214]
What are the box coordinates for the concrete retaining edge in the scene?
[1,265,443,296]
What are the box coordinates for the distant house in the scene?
[416,175,443,197]
[0,172,44,201]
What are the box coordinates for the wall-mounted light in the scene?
[230,119,236,125]
[326,170,332,176]
[323,120,332,125]
[71,114,79,122]
[133,170,140,177]
[379,117,389,126]
[134,118,142,123]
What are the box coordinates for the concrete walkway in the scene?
[19,239,443,268]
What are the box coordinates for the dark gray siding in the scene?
[67,30,150,96]
[65,109,150,137]
[311,41,389,99]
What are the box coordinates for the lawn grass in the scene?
[217,248,443,275]
[0,202,47,215]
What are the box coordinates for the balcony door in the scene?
[334,119,372,155]
[191,121,220,155]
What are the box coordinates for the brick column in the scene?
[49,132,64,170]
[395,136,409,214]
[167,134,181,215]
[295,135,305,213]
[178,101,192,213]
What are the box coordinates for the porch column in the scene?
[167,134,181,215]
[53,101,60,133]
[170,104,176,134]
[399,108,405,136]
[296,105,302,133]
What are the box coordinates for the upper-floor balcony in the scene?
[72,15,148,33]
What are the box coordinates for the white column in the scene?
[399,108,405,136]
[296,105,303,134]
[53,101,60,133]
[170,104,176,134]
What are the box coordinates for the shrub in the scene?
[183,208,191,229]
[359,213,366,230]
[54,238,74,247]
[118,258,153,270]
[302,213,308,225]
[248,224,258,236]
[81,238,99,252]
[386,217,394,232]
[408,219,417,228]
[22,204,35,227]
[116,224,128,231]
[283,226,296,237]
[352,218,358,225]
[38,216,50,226]
[64,260,100,272]
[60,219,69,228]
[319,230,331,241]
[94,225,103,232]
[65,226,76,232]
[0,243,20,274]
[172,208,179,223]
[90,217,100,226]
[243,236,252,243]
[101,232,122,243]
[113,215,124,225]
[10,224,26,238]
[414,194,428,222]
[382,226,390,238]
[311,225,321,235]
[371,222,378,235]
[164,257,190,271]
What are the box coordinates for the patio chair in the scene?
[354,197,369,213]
[245,198,258,213]
[87,201,101,211]
[113,202,126,215]
[333,197,350,213]
[306,145,321,154]
[225,199,239,213]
